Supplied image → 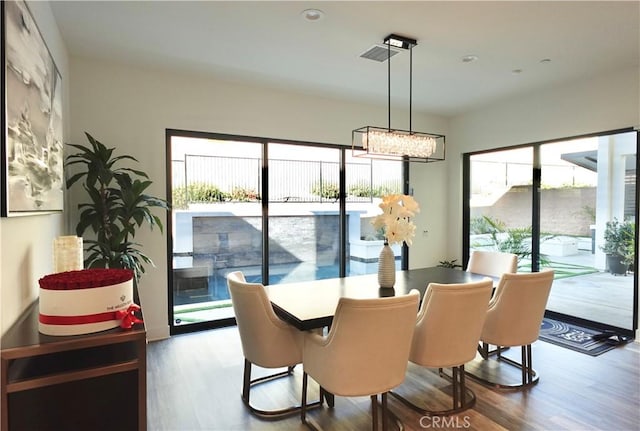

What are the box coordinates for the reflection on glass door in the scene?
[170,136,262,328]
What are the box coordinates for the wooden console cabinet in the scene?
[1,301,146,431]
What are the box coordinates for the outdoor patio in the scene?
[172,249,635,331]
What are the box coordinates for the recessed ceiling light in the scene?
[512,69,523,74]
[462,55,479,63]
[301,9,324,22]
[540,58,552,64]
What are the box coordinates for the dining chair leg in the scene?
[459,365,467,409]
[452,366,460,408]
[392,365,476,416]
[242,359,251,403]
[466,344,539,389]
[521,345,527,385]
[243,359,320,420]
[301,372,309,425]
[522,344,535,385]
[478,342,509,359]
[381,392,389,431]
[321,387,335,407]
[370,394,379,430]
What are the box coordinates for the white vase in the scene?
[378,242,396,288]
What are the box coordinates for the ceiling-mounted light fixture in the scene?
[353,33,445,163]
[301,8,324,22]
[385,34,414,49]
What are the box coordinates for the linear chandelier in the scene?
[352,34,445,163]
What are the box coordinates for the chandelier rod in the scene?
[387,40,391,131]
[409,43,413,133]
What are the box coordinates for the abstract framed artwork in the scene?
[1,0,63,217]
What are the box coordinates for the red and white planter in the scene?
[38,268,142,336]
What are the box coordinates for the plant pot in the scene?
[606,254,628,275]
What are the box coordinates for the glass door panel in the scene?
[170,136,262,328]
[267,144,340,284]
[469,147,533,267]
[467,130,637,332]
[541,132,636,330]
[344,154,402,276]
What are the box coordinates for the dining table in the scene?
[268,266,491,331]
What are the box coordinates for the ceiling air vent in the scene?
[360,45,401,62]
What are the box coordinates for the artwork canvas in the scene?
[1,0,63,216]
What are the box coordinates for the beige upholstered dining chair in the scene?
[227,271,319,419]
[391,279,493,415]
[468,270,555,389]
[467,250,519,358]
[466,250,518,279]
[300,290,420,430]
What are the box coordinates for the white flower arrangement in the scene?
[371,194,420,246]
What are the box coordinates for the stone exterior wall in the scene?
[192,214,342,268]
[471,185,596,236]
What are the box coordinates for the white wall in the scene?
[67,57,449,340]
[448,65,640,337]
[0,1,70,335]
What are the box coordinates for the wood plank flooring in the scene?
[147,326,640,430]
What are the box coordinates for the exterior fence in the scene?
[172,155,402,205]
[471,160,597,190]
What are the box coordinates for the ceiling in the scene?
[49,1,639,117]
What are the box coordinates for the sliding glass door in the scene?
[466,129,638,333]
[167,130,404,333]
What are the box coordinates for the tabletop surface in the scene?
[268,267,490,330]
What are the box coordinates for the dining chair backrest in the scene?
[467,250,518,279]
[481,270,555,347]
[410,279,494,368]
[227,271,302,368]
[302,290,420,397]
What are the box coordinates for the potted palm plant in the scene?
[65,133,170,286]
[600,218,635,275]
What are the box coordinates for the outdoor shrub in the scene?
[374,184,401,196]
[601,218,635,265]
[230,187,260,202]
[311,181,340,200]
[470,215,505,234]
[349,184,373,197]
[471,216,552,268]
[186,183,229,203]
[172,187,188,209]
